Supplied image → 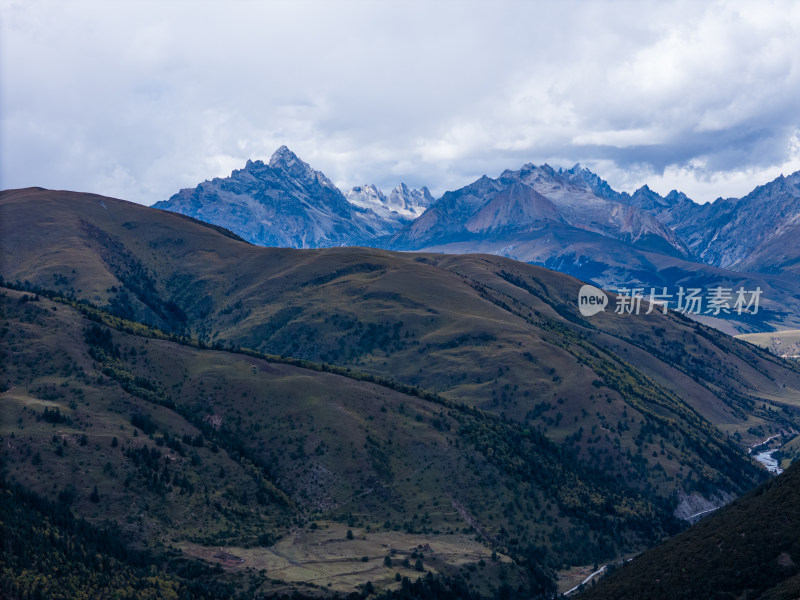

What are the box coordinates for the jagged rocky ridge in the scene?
[154,146,800,278]
[384,163,691,258]
[154,146,434,247]
[154,147,800,332]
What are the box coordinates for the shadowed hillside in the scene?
[1,287,684,597]
[3,188,800,512]
[580,460,800,600]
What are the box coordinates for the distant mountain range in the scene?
[346,182,434,233]
[154,147,800,334]
[153,146,433,247]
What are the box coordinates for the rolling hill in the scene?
[1,287,568,596]
[3,186,800,596]
[4,188,800,501]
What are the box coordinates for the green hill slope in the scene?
[0,474,242,600]
[3,187,800,595]
[3,188,800,511]
[1,288,689,596]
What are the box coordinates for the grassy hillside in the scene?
[737,329,800,359]
[3,188,800,595]
[0,474,245,600]
[579,460,800,600]
[1,287,696,597]
[3,189,799,508]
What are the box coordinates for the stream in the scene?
[748,434,785,475]
[753,450,783,474]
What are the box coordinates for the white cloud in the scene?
[1,0,799,204]
[591,128,800,202]
[572,128,669,149]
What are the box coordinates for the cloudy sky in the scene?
[2,0,800,205]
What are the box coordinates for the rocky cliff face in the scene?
[619,170,800,275]
[155,147,435,247]
[673,172,800,274]
[153,146,382,248]
[344,182,434,235]
[387,162,690,258]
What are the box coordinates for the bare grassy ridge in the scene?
[737,329,800,359]
[3,189,799,502]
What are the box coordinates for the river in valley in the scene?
[749,433,786,474]
[753,450,783,474]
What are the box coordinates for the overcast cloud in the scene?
[2,0,799,205]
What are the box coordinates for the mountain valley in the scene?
[3,186,800,596]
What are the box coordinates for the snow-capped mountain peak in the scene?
[559,164,621,200]
[345,182,434,222]
[386,183,434,218]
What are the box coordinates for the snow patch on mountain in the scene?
[346,183,434,221]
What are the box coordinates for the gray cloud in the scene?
[2,0,799,205]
